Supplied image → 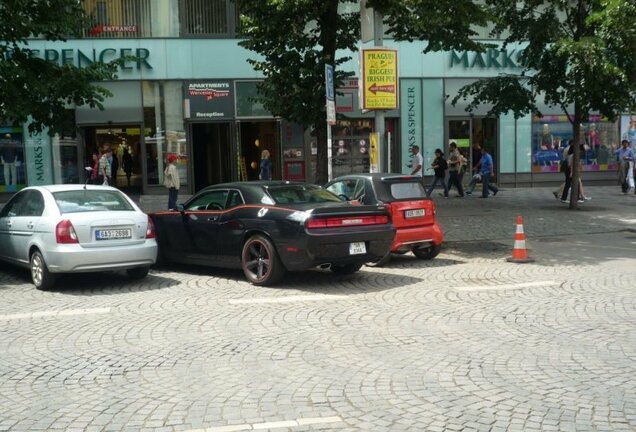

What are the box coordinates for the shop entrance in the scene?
[191,122,234,191]
[447,117,498,181]
[239,121,279,181]
[83,125,143,194]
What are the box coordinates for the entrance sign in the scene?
[361,48,398,110]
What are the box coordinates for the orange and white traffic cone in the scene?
[506,215,534,263]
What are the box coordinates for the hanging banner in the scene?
[369,132,379,173]
[399,79,422,174]
[361,48,398,110]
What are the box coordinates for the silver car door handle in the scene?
[6,222,12,228]
[207,216,218,222]
[27,222,34,229]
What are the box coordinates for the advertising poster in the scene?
[361,48,398,110]
[621,115,636,146]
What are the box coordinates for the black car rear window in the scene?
[388,182,427,200]
[53,190,134,213]
[267,185,342,204]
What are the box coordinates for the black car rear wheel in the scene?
[330,263,362,275]
[30,250,56,291]
[241,235,285,286]
[413,244,442,260]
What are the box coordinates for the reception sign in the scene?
[361,48,398,110]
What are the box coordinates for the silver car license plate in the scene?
[405,209,425,218]
[349,242,366,255]
[95,228,132,240]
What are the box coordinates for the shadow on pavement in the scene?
[156,261,424,295]
[52,272,181,295]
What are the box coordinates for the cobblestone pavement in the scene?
[0,186,635,431]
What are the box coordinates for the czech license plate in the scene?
[349,242,366,255]
[405,209,425,218]
[95,228,132,240]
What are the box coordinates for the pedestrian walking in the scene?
[447,142,464,197]
[616,139,635,194]
[164,153,180,210]
[426,148,448,198]
[98,148,112,185]
[478,147,498,198]
[553,139,572,200]
[110,148,119,187]
[560,145,586,203]
[122,148,133,187]
[409,145,423,177]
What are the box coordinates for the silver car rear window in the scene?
[389,182,427,200]
[53,190,135,213]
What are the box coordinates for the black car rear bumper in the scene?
[277,225,395,271]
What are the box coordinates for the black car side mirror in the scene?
[176,203,185,212]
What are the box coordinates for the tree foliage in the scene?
[377,0,636,208]
[0,0,122,135]
[235,0,359,184]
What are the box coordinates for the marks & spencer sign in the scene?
[450,48,524,70]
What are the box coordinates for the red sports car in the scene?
[325,173,444,266]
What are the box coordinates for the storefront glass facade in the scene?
[142,81,188,187]
[531,115,620,173]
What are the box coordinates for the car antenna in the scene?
[83,167,93,190]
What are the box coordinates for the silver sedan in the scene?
[0,185,157,290]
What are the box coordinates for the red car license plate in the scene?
[404,209,425,218]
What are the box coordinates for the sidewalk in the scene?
[430,185,636,243]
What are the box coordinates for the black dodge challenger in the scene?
[150,181,395,285]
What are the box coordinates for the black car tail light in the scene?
[307,215,388,229]
[56,219,79,244]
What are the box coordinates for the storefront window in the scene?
[82,0,179,38]
[331,119,373,177]
[0,128,26,192]
[531,115,620,172]
[236,81,271,118]
[143,81,187,186]
[52,134,80,185]
[620,115,636,147]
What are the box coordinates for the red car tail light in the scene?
[56,219,79,244]
[307,215,388,229]
[146,216,156,239]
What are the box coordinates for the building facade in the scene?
[2,1,632,197]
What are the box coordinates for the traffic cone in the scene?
[506,216,534,263]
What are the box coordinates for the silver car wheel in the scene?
[31,253,43,286]
[30,251,55,290]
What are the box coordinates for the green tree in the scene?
[374,0,636,208]
[234,0,359,184]
[0,0,121,135]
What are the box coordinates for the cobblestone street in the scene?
[1,186,635,431]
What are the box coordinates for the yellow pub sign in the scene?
[361,48,398,110]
